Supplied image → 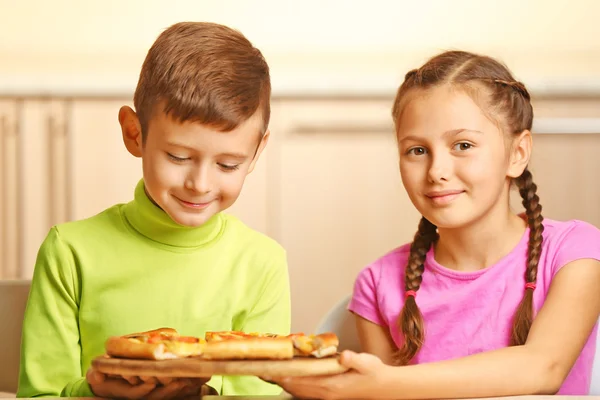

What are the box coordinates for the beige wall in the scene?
[1,0,600,332]
[1,0,600,92]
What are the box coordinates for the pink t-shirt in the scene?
[349,219,600,394]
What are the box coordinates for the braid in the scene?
[491,79,531,101]
[395,217,438,365]
[510,168,544,345]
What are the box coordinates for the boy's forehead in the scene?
[148,110,264,149]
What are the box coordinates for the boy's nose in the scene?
[185,168,212,194]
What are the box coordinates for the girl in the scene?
[270,50,600,399]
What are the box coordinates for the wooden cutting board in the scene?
[92,355,349,378]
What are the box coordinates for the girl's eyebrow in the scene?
[398,135,423,144]
[444,128,484,137]
[399,128,483,143]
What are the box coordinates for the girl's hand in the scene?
[86,367,209,399]
[267,351,389,400]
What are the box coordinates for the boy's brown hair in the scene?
[133,21,271,142]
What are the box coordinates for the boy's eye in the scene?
[219,163,240,171]
[167,153,189,162]
[407,147,427,156]
[454,142,473,151]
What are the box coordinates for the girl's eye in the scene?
[454,142,473,151]
[407,147,427,156]
[167,153,189,162]
[219,164,240,171]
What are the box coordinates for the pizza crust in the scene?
[106,328,204,360]
[123,327,178,339]
[202,337,294,360]
[105,337,177,360]
[291,333,340,358]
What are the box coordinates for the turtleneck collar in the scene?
[123,179,224,248]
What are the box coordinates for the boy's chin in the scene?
[167,210,218,228]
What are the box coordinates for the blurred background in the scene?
[1,0,599,332]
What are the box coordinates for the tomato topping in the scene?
[176,336,200,343]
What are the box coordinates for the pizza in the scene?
[202,331,294,360]
[202,331,339,360]
[104,328,339,361]
[105,327,205,360]
[204,331,280,342]
[288,333,339,358]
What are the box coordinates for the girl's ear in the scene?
[507,129,532,178]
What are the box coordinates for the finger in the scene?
[121,375,142,385]
[121,382,157,399]
[146,380,188,400]
[184,378,208,391]
[86,369,106,385]
[139,376,159,384]
[179,382,202,398]
[95,380,156,399]
[339,350,364,370]
[270,376,293,384]
[157,376,174,385]
[259,376,278,385]
[200,383,219,396]
[341,350,382,374]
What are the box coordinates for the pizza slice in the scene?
[203,330,339,360]
[202,331,294,360]
[205,331,280,341]
[288,333,339,358]
[105,327,205,360]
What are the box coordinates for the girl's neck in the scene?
[434,207,527,272]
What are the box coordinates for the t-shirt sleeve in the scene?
[348,263,386,326]
[218,246,291,396]
[17,227,94,398]
[553,220,600,276]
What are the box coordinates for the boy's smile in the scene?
[120,105,269,228]
[175,198,213,210]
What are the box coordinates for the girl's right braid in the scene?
[395,217,438,365]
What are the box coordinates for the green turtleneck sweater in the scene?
[17,180,291,398]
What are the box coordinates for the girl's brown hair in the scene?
[392,50,544,365]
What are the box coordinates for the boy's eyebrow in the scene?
[399,128,483,143]
[218,152,248,160]
[166,142,248,159]
[166,141,195,150]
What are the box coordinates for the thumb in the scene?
[339,350,381,373]
[86,368,105,385]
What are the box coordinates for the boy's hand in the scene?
[86,366,209,399]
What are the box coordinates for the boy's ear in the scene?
[248,129,270,174]
[507,129,532,178]
[119,106,143,157]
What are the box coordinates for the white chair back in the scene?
[315,294,361,353]
[588,325,600,395]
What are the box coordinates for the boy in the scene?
[17,21,290,399]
